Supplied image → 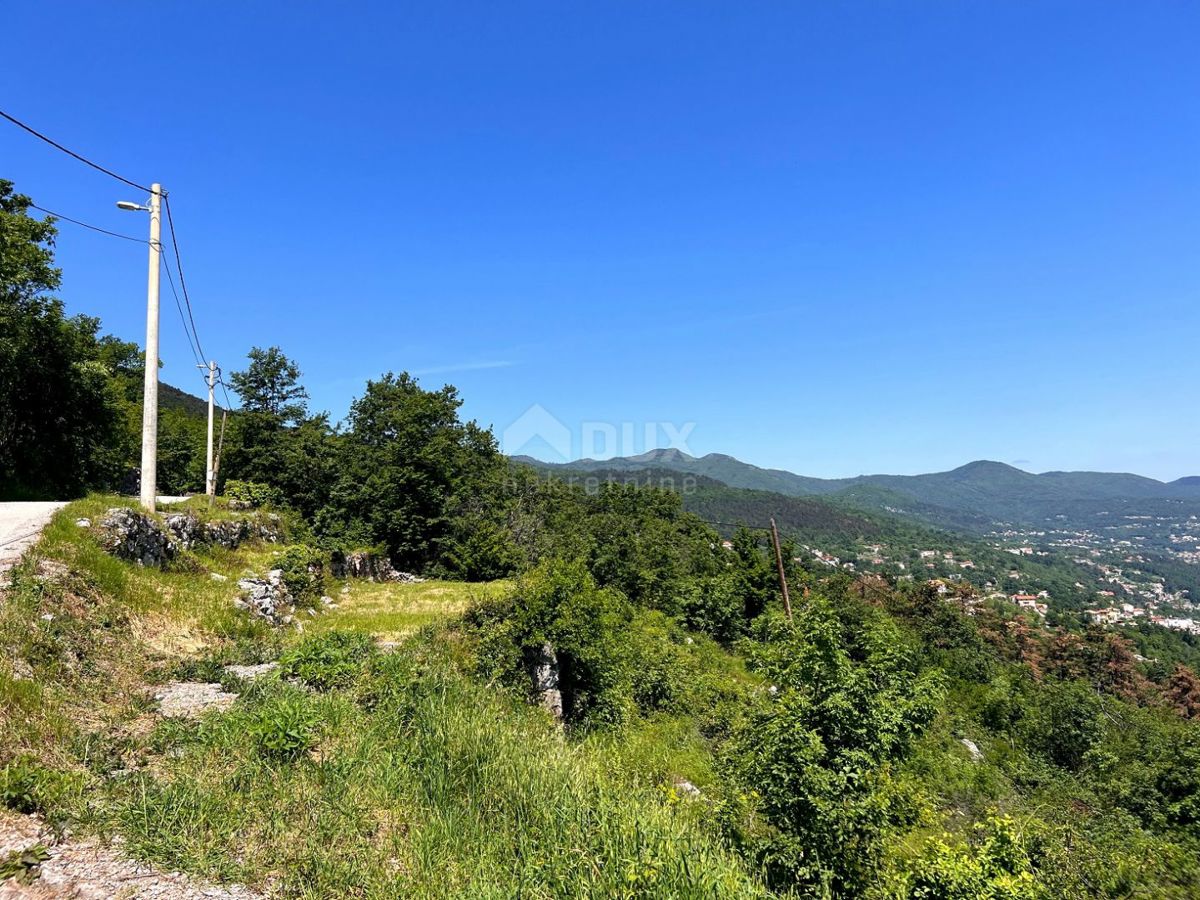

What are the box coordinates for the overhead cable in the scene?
[0,108,152,193]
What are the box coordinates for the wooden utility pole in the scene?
[208,409,227,508]
[769,517,793,622]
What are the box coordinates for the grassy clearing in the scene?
[0,496,768,897]
[314,578,508,641]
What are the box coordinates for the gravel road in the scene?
[0,501,67,572]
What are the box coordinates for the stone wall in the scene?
[96,508,284,568]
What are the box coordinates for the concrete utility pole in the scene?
[139,185,163,511]
[120,184,163,511]
[200,360,217,496]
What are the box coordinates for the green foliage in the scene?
[1022,679,1103,771]
[899,816,1045,899]
[886,582,993,682]
[247,691,322,760]
[0,844,50,886]
[0,180,132,498]
[320,372,501,573]
[681,571,747,643]
[725,599,944,895]
[157,406,206,494]
[0,755,75,815]
[279,629,374,692]
[626,610,699,713]
[273,544,327,606]
[223,479,283,507]
[228,345,308,424]
[575,483,722,612]
[468,559,639,727]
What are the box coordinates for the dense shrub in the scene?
[897,816,1045,899]
[1022,679,1103,771]
[273,544,327,606]
[626,609,698,713]
[468,560,638,727]
[223,479,283,508]
[682,571,748,643]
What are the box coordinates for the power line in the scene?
[0,108,152,193]
[29,204,146,243]
[160,255,205,371]
[28,201,211,393]
[161,196,208,364]
[216,375,236,412]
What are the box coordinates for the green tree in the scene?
[157,407,205,494]
[223,346,320,493]
[328,372,499,571]
[228,345,308,424]
[0,180,127,498]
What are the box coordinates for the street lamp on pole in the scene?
[117,184,163,512]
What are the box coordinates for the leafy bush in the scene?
[0,756,75,815]
[467,559,638,727]
[248,693,321,760]
[899,816,1045,899]
[1022,679,1103,770]
[279,630,374,691]
[273,544,327,606]
[626,610,698,713]
[682,572,748,644]
[223,479,283,508]
[724,600,944,894]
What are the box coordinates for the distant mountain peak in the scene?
[632,448,695,463]
[949,460,1025,475]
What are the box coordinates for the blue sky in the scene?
[4,2,1198,480]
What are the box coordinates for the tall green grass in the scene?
[114,644,766,898]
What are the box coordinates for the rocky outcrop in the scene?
[235,569,295,625]
[97,508,284,568]
[163,512,203,551]
[671,777,702,800]
[164,512,283,552]
[330,550,424,583]
[97,508,173,568]
[528,642,563,721]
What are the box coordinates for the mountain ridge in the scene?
[512,451,1200,533]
